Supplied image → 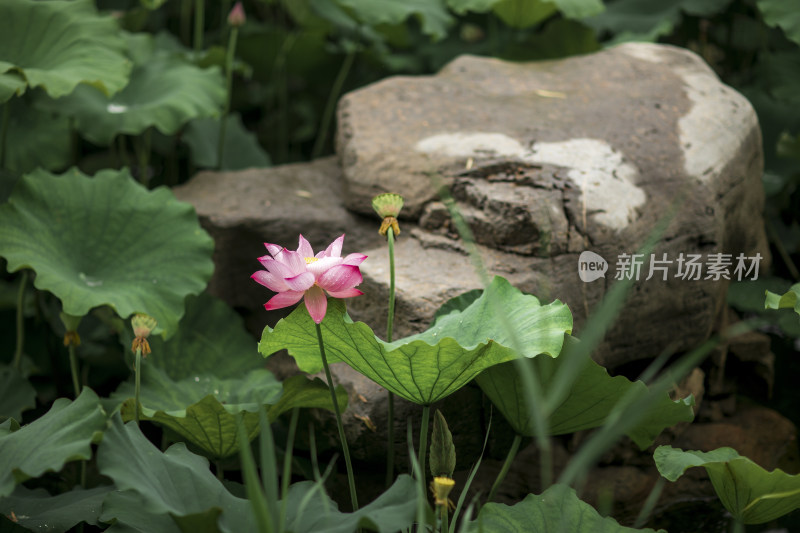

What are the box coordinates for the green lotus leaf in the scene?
[97,416,255,533]
[471,483,665,532]
[285,475,419,533]
[0,72,26,104]
[0,418,20,437]
[0,0,130,100]
[654,445,800,524]
[99,490,182,533]
[144,292,266,381]
[114,366,282,459]
[43,50,225,146]
[260,276,573,405]
[335,0,453,40]
[0,485,112,532]
[183,115,272,170]
[98,414,419,533]
[110,292,345,459]
[477,336,695,448]
[0,168,215,337]
[758,0,800,45]
[765,282,800,316]
[4,98,70,174]
[266,374,348,421]
[0,388,106,497]
[0,365,36,421]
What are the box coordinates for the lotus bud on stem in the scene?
[131,313,157,426]
[218,2,244,169]
[372,193,405,488]
[60,312,83,398]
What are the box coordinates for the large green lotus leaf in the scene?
[5,98,70,174]
[0,0,130,100]
[285,475,418,533]
[44,53,225,146]
[471,483,664,532]
[259,276,573,405]
[0,365,36,421]
[0,168,214,337]
[114,365,282,459]
[145,292,266,381]
[477,336,695,448]
[97,416,254,533]
[183,115,272,170]
[100,490,182,533]
[584,0,731,42]
[334,0,453,40]
[0,388,106,497]
[0,485,112,532]
[758,0,800,45]
[654,445,800,524]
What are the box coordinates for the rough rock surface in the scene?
[339,42,770,368]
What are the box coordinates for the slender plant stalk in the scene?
[440,504,449,533]
[193,0,204,52]
[237,415,273,533]
[487,433,522,503]
[279,407,300,531]
[732,520,744,533]
[417,404,431,498]
[180,0,191,45]
[134,346,142,426]
[135,129,152,185]
[13,270,28,371]
[68,343,81,398]
[315,322,359,511]
[0,100,9,169]
[386,226,397,488]
[311,49,355,159]
[217,25,239,169]
[633,477,665,528]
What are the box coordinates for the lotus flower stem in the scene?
[68,343,81,398]
[417,404,431,497]
[487,433,522,503]
[217,24,239,169]
[311,48,355,159]
[134,346,142,426]
[440,502,449,533]
[315,322,359,511]
[13,270,28,371]
[386,226,397,488]
[279,407,300,531]
[193,0,204,52]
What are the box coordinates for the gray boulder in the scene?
[339,42,770,368]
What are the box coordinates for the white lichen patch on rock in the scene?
[676,70,758,183]
[618,42,758,184]
[415,133,645,230]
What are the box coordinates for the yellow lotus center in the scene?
[305,257,319,264]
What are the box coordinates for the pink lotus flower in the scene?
[252,234,366,323]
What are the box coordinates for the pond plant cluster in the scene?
[1,0,800,532]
